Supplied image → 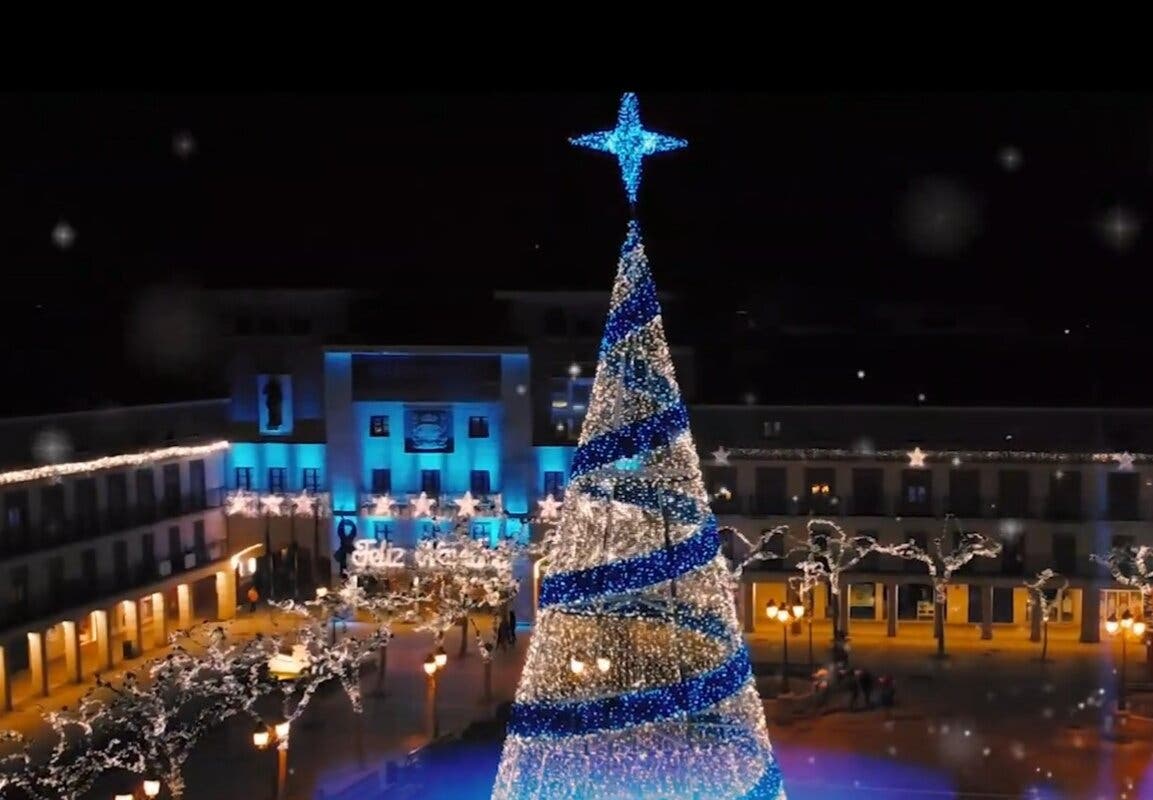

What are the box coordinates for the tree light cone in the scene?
[491,222,785,799]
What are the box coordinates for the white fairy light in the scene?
[409,491,437,518]
[0,440,229,487]
[1114,452,1135,471]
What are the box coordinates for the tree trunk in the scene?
[830,585,841,638]
[936,601,946,658]
[375,644,388,695]
[458,615,469,658]
[480,658,493,704]
[1041,620,1049,662]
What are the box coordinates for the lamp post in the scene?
[424,653,443,740]
[253,720,291,800]
[767,599,804,693]
[114,780,161,800]
[1106,609,1147,712]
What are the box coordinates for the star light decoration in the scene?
[454,491,480,518]
[259,494,285,517]
[1114,452,1135,471]
[536,494,562,521]
[365,493,396,517]
[907,446,928,468]
[711,445,730,466]
[409,491,436,518]
[570,92,687,205]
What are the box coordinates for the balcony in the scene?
[0,488,225,561]
[1043,501,1084,522]
[844,497,889,517]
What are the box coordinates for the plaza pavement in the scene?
[3,610,1152,798]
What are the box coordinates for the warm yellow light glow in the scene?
[246,557,258,573]
[142,779,161,797]
[267,644,308,680]
[274,721,290,740]
[1134,620,1147,637]
[1106,615,1120,636]
[777,609,791,624]
[434,647,448,668]
[569,657,586,674]
[791,603,805,620]
[1121,609,1134,630]
[424,655,438,676]
[316,586,328,598]
[596,656,611,673]
[765,600,779,620]
[115,794,134,800]
[0,440,229,487]
[253,727,271,749]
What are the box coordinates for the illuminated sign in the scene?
[348,539,511,572]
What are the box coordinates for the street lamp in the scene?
[253,720,291,800]
[1107,609,1147,712]
[767,600,802,693]
[569,657,586,674]
[142,781,161,799]
[424,653,443,739]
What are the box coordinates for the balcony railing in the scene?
[0,488,225,561]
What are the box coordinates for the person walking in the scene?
[247,585,260,613]
[859,669,875,710]
[848,669,862,711]
[508,609,518,645]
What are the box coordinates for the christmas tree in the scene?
[491,94,785,800]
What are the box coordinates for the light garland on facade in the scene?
[0,440,229,487]
[710,445,1151,467]
[493,211,785,799]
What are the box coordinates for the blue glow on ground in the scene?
[392,741,974,799]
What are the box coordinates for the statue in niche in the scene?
[263,376,284,430]
[333,517,358,575]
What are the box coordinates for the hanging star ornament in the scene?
[225,490,255,517]
[711,446,731,466]
[570,92,687,205]
[368,494,396,517]
[537,494,562,521]
[455,491,480,518]
[409,491,436,518]
[291,491,315,516]
[907,447,928,468]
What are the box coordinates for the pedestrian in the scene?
[848,668,861,711]
[508,609,517,645]
[859,669,874,709]
[496,617,509,650]
[247,585,259,613]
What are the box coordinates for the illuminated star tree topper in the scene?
[570,92,687,206]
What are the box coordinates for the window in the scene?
[268,468,287,493]
[189,460,207,509]
[1045,470,1081,520]
[1000,529,1026,576]
[371,469,392,494]
[420,470,441,497]
[81,548,98,586]
[544,306,567,336]
[3,490,27,531]
[903,532,928,573]
[142,531,155,564]
[193,520,206,556]
[996,470,1030,518]
[372,522,392,542]
[1107,472,1140,521]
[113,540,129,586]
[947,469,981,518]
[752,467,787,515]
[543,471,565,500]
[471,521,493,540]
[802,468,836,514]
[162,463,181,516]
[74,478,98,531]
[41,484,65,541]
[761,420,781,439]
[369,416,390,437]
[470,470,491,496]
[234,467,253,491]
[47,556,65,598]
[302,468,320,493]
[900,469,933,514]
[851,468,884,516]
[1053,533,1077,575]
[10,565,28,616]
[704,466,739,512]
[468,416,490,438]
[168,526,183,562]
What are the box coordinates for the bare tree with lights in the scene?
[875,515,1002,658]
[1024,568,1068,663]
[1091,545,1153,675]
[789,519,878,643]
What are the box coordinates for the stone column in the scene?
[886,582,899,637]
[151,592,168,648]
[123,600,143,658]
[177,583,193,629]
[216,570,236,621]
[26,631,49,698]
[981,584,994,640]
[61,620,83,684]
[1080,585,1101,644]
[838,582,851,636]
[92,610,114,671]
[0,644,11,711]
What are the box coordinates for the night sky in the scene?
[2,92,1152,414]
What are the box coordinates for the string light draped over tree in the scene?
[492,93,785,800]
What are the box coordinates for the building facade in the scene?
[0,401,240,712]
